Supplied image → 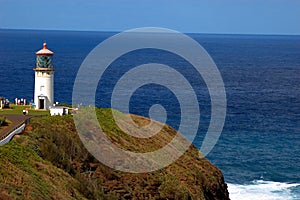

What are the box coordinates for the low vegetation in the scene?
[0,104,49,115]
[0,108,229,200]
[0,115,10,128]
[0,115,6,126]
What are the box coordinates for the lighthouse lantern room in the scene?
[34,43,55,110]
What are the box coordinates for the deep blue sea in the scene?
[0,29,299,200]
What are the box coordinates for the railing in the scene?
[0,117,36,146]
[0,123,26,145]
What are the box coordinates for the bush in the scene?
[0,115,7,126]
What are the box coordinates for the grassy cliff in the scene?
[0,108,229,200]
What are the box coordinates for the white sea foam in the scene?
[228,180,300,200]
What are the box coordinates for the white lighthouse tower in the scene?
[33,43,55,110]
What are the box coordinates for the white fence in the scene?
[0,123,26,146]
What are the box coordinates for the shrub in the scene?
[0,115,7,126]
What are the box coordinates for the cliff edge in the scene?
[0,108,229,200]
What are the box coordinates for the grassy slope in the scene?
[0,141,86,200]
[0,108,229,200]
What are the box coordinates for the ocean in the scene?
[0,29,299,200]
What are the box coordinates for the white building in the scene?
[50,106,69,116]
[33,43,55,110]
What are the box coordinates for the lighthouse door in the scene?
[39,99,45,109]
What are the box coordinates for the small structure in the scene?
[33,43,55,110]
[0,97,9,109]
[50,106,69,116]
[15,98,26,105]
[0,97,3,109]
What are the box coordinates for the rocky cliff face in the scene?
[0,108,229,200]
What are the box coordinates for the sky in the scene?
[0,0,300,35]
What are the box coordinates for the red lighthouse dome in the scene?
[36,42,54,55]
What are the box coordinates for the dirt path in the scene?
[0,114,36,140]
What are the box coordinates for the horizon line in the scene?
[1,27,300,37]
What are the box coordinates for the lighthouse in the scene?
[33,43,54,110]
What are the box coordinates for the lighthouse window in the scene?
[37,56,51,68]
[40,86,44,92]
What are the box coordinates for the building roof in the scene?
[50,106,69,109]
[36,43,54,56]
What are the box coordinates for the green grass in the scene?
[0,104,49,115]
[0,141,87,200]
